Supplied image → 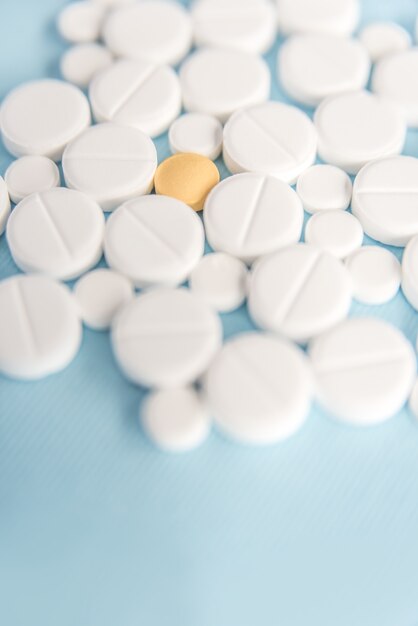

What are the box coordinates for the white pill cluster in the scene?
[1,0,418,453]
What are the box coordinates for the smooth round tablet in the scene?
[204,173,304,264]
[111,288,222,388]
[278,34,370,107]
[179,48,270,123]
[372,49,418,128]
[60,43,113,88]
[314,90,406,174]
[102,0,192,66]
[310,318,416,425]
[169,113,223,161]
[359,22,411,63]
[5,156,60,204]
[89,59,181,138]
[0,176,11,236]
[223,101,317,184]
[57,1,105,43]
[408,378,418,420]
[346,246,401,305]
[141,386,210,452]
[248,243,352,343]
[189,253,248,313]
[351,156,418,246]
[74,269,134,330]
[402,235,418,311]
[62,122,157,211]
[0,79,91,161]
[204,332,313,445]
[154,153,219,212]
[191,0,277,55]
[305,210,363,259]
[0,274,82,380]
[6,188,105,281]
[276,0,360,36]
[104,195,204,288]
[296,164,352,214]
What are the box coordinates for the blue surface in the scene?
[1,1,418,625]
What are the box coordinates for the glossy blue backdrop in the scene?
[1,1,418,625]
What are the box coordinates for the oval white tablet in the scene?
[223,101,317,184]
[104,195,204,288]
[248,243,352,343]
[278,34,370,107]
[179,48,270,123]
[102,0,192,66]
[0,274,82,380]
[408,378,418,421]
[74,268,134,330]
[89,59,181,138]
[5,156,60,204]
[62,122,157,212]
[401,234,418,311]
[57,1,105,43]
[60,43,113,88]
[111,288,222,388]
[276,0,360,36]
[204,173,304,264]
[0,176,11,236]
[189,253,248,313]
[191,0,277,55]
[314,90,406,174]
[204,332,313,445]
[296,164,352,214]
[0,79,91,161]
[304,210,363,259]
[359,22,411,63]
[351,156,418,246]
[372,49,418,128]
[310,318,416,425]
[6,188,105,281]
[169,113,223,161]
[346,246,401,305]
[141,386,210,452]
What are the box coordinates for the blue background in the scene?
[1,1,418,625]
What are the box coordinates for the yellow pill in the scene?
[154,153,220,212]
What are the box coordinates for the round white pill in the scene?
[5,156,60,204]
[314,90,406,174]
[0,176,11,236]
[408,378,418,421]
[0,79,91,161]
[351,156,418,247]
[104,195,204,288]
[248,243,352,343]
[278,34,370,107]
[305,210,363,259]
[346,246,401,305]
[372,49,418,128]
[191,0,277,55]
[402,234,418,311]
[60,43,113,88]
[189,253,248,313]
[296,164,352,214]
[359,22,411,63]
[204,173,304,264]
[111,288,222,388]
[62,123,157,212]
[102,0,192,66]
[223,101,317,184]
[204,332,313,445]
[57,1,105,43]
[141,386,210,452]
[169,113,223,161]
[74,268,134,330]
[0,274,82,380]
[6,188,105,281]
[276,0,360,37]
[89,59,181,138]
[310,318,416,425]
[179,48,270,124]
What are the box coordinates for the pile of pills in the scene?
[1,0,418,453]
